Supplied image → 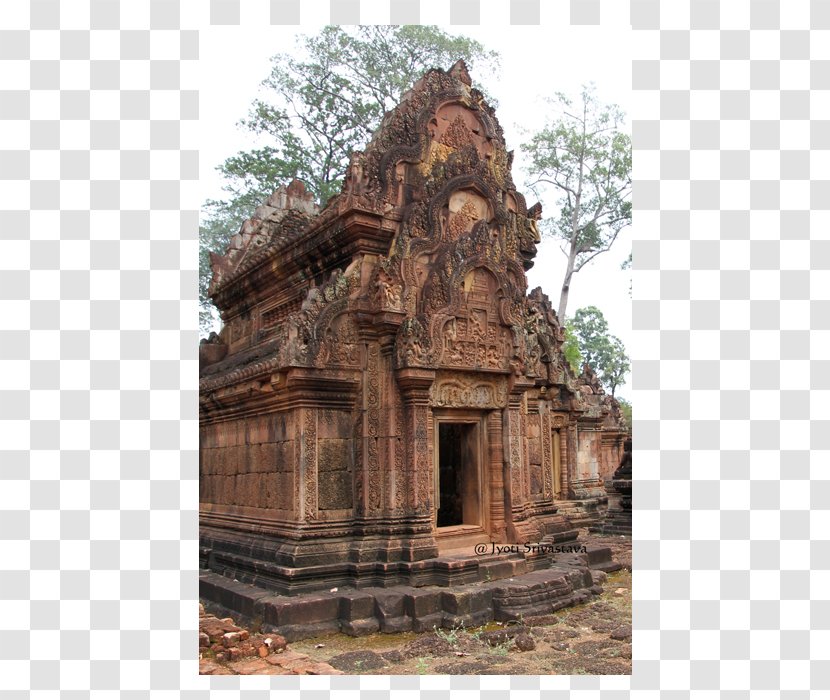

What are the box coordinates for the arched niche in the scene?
[429,103,492,160]
[446,188,493,241]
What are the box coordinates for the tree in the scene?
[522,84,632,320]
[621,251,632,297]
[199,26,500,335]
[616,397,632,431]
[566,306,630,397]
[602,335,631,398]
[561,325,582,375]
[199,199,251,333]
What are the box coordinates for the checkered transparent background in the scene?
[1,0,827,695]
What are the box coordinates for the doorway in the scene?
[436,421,481,529]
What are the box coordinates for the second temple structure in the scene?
[199,61,627,595]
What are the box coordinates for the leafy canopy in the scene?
[616,397,632,431]
[199,26,499,334]
[522,84,632,319]
[566,306,630,397]
[561,325,583,375]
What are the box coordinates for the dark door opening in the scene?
[437,423,480,527]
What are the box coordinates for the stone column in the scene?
[362,341,383,516]
[395,368,435,518]
[565,421,578,499]
[487,410,506,541]
[378,339,400,516]
[504,395,524,521]
[394,367,438,561]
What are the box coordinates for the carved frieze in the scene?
[303,408,317,520]
[429,374,508,409]
[542,411,552,499]
[366,343,381,512]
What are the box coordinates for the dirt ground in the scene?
[201,533,631,676]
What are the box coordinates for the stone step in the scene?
[200,543,619,641]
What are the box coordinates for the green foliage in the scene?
[602,335,631,398]
[199,26,499,335]
[566,306,630,397]
[522,84,632,319]
[488,637,515,656]
[616,397,632,430]
[434,623,463,647]
[621,251,632,297]
[567,306,608,369]
[562,325,582,375]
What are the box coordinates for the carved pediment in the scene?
[430,103,493,160]
[208,180,318,295]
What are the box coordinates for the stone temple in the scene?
[199,61,626,598]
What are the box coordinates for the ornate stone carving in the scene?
[414,404,431,515]
[395,317,430,367]
[372,257,404,312]
[208,180,318,296]
[366,343,381,513]
[509,406,522,510]
[429,375,508,409]
[280,260,362,368]
[303,409,317,521]
[541,411,552,499]
[393,392,405,513]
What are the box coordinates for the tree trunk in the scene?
[558,252,577,321]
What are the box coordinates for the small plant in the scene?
[433,622,465,647]
[415,657,429,675]
[353,660,363,670]
[466,626,483,643]
[489,637,515,657]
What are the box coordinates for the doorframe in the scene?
[432,409,490,548]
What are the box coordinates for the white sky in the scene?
[201,24,632,399]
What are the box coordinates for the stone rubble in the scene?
[198,603,342,676]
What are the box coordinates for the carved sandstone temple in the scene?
[199,61,625,594]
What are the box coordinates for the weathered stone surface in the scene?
[229,659,287,675]
[200,618,240,643]
[222,632,241,647]
[327,650,388,673]
[264,650,308,666]
[317,439,353,510]
[338,590,376,620]
[199,659,233,675]
[340,617,380,636]
[262,635,287,652]
[610,624,632,641]
[514,633,536,652]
